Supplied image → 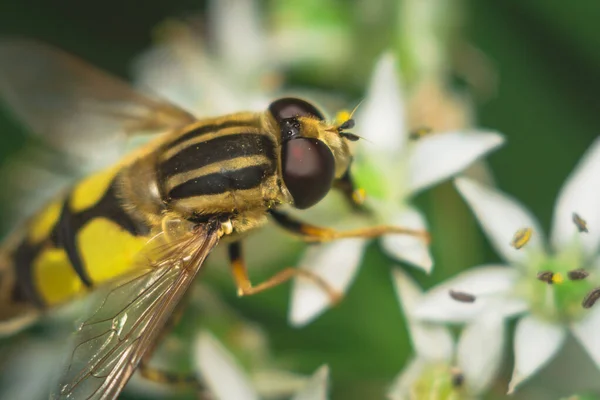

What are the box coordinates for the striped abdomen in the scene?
[157,113,281,217]
[0,166,151,320]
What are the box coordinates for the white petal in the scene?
[381,208,433,273]
[355,53,407,152]
[133,32,244,116]
[551,137,600,257]
[289,238,368,327]
[251,369,308,398]
[493,296,530,318]
[457,314,505,395]
[133,35,209,113]
[194,331,259,400]
[208,0,266,75]
[571,305,600,369]
[392,269,453,361]
[292,365,329,400]
[508,315,566,394]
[414,265,518,323]
[387,358,426,400]
[455,177,545,265]
[408,131,505,194]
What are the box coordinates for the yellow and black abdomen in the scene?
[1,166,151,317]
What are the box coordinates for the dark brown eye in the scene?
[269,97,324,122]
[282,138,335,209]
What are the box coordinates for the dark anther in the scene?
[409,127,432,140]
[536,271,554,284]
[582,287,600,309]
[451,368,464,388]
[449,290,476,303]
[568,269,589,281]
[572,212,589,233]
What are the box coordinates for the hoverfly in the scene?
[0,39,428,400]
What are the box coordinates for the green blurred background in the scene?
[0,1,598,399]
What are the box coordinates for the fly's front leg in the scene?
[333,168,367,211]
[228,241,341,303]
[269,210,430,243]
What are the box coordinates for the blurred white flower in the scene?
[388,269,504,400]
[195,331,329,400]
[134,0,272,115]
[289,53,505,326]
[414,137,600,393]
[134,0,349,117]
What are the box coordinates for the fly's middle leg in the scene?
[227,241,341,303]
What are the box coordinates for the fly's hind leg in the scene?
[228,241,341,303]
[138,294,211,398]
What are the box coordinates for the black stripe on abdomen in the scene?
[10,175,151,308]
[168,164,274,199]
[166,120,256,151]
[160,133,275,178]
[50,178,150,288]
[11,241,44,307]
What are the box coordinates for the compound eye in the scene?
[268,97,324,122]
[282,138,335,209]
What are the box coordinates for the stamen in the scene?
[511,227,533,250]
[409,127,432,140]
[582,287,600,309]
[551,273,564,284]
[572,212,589,233]
[537,271,554,284]
[568,269,590,281]
[449,290,476,303]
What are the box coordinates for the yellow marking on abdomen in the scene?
[78,218,148,284]
[28,199,63,244]
[70,167,120,213]
[34,248,83,305]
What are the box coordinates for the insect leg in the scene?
[333,169,367,211]
[228,241,341,302]
[269,210,430,243]
[137,294,208,395]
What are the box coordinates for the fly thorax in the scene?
[154,120,279,218]
[119,154,165,226]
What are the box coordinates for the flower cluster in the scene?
[127,2,599,399]
[415,140,600,393]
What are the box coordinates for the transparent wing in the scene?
[0,38,196,159]
[51,221,222,400]
[0,38,197,235]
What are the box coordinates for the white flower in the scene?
[414,137,600,393]
[133,0,272,115]
[289,53,505,326]
[133,0,348,117]
[195,331,329,400]
[388,269,504,400]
